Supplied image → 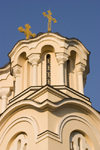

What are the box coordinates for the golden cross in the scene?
[18,24,36,39]
[43,10,57,32]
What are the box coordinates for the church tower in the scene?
[0,21,100,149]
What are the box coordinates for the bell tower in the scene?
[0,29,100,149]
[6,32,89,95]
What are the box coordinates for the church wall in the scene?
[1,102,100,150]
[0,98,2,113]
[62,119,99,150]
[0,73,13,89]
[1,121,36,150]
[1,33,99,150]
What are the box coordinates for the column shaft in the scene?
[2,95,7,112]
[33,64,37,86]
[28,54,40,86]
[0,88,10,113]
[59,63,64,85]
[56,53,69,85]
[76,63,85,94]
[15,75,20,95]
[78,72,84,94]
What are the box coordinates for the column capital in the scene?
[76,63,85,75]
[28,54,40,65]
[56,53,69,64]
[0,87,10,98]
[13,65,22,77]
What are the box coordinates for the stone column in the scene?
[76,63,85,94]
[28,54,40,86]
[0,88,10,113]
[13,65,21,96]
[56,53,68,85]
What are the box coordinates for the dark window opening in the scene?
[78,138,80,150]
[46,54,51,84]
[67,60,70,87]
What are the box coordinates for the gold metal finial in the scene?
[43,10,57,32]
[18,24,36,39]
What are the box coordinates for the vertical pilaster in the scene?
[76,63,85,94]
[28,54,40,86]
[13,65,21,96]
[56,53,68,85]
[0,88,10,113]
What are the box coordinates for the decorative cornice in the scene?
[28,54,40,65]
[9,84,90,105]
[8,32,90,58]
[56,53,69,64]
[8,98,91,113]
[7,33,90,77]
[1,105,100,144]
[0,88,10,98]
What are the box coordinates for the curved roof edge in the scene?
[1,98,100,121]
[8,32,90,57]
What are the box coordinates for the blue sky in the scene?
[0,1,100,111]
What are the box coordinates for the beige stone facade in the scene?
[0,32,100,150]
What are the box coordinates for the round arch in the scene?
[57,114,100,144]
[13,46,29,66]
[1,115,39,145]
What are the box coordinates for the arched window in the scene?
[46,54,51,84]
[70,131,91,150]
[78,137,81,150]
[9,134,28,150]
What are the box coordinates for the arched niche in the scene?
[41,45,54,53]
[12,46,29,66]
[68,45,84,63]
[1,115,38,150]
[68,50,80,90]
[33,39,60,54]
[70,130,93,150]
[17,52,30,91]
[57,113,99,150]
[17,52,26,65]
[7,132,28,150]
